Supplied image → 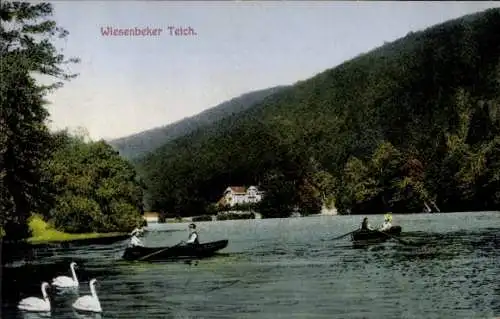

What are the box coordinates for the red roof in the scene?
[228,186,246,194]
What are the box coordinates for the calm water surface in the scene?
[2,212,500,319]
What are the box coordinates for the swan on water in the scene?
[18,282,51,312]
[52,261,79,288]
[72,278,102,313]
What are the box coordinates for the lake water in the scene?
[2,212,500,319]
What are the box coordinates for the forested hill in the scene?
[108,86,287,160]
[137,8,500,217]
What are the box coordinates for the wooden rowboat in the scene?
[351,226,402,242]
[122,240,229,261]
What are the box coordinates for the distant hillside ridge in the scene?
[137,8,500,217]
[108,85,288,161]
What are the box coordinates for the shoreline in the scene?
[1,215,130,246]
[27,231,129,245]
[154,210,500,225]
[2,232,130,246]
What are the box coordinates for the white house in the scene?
[218,186,264,207]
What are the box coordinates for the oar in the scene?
[332,230,357,240]
[136,242,184,261]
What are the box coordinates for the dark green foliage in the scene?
[45,132,144,233]
[257,170,297,218]
[136,8,500,216]
[1,1,143,238]
[0,1,79,239]
[217,202,257,212]
[192,215,212,222]
[108,86,288,161]
[217,212,255,220]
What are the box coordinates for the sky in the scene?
[41,1,500,140]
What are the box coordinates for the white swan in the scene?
[18,282,51,312]
[52,261,79,288]
[72,279,102,313]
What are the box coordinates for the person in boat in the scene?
[182,223,199,245]
[361,217,374,231]
[129,229,144,247]
[379,213,393,232]
[131,227,144,237]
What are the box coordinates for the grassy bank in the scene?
[27,215,127,245]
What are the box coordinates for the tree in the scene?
[46,132,144,233]
[336,156,381,214]
[133,8,500,216]
[0,2,79,239]
[257,170,296,218]
[296,179,322,216]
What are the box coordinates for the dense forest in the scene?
[44,130,145,233]
[2,3,499,240]
[0,2,144,240]
[108,85,287,161]
[137,8,500,218]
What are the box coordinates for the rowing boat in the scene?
[122,239,229,261]
[351,226,402,241]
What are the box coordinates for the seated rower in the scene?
[184,223,199,245]
[131,227,144,237]
[129,229,144,247]
[379,214,392,232]
[361,217,374,230]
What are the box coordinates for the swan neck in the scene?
[70,264,78,283]
[42,285,49,300]
[90,282,98,298]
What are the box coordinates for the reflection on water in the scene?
[18,311,51,319]
[53,286,79,297]
[2,212,500,318]
[73,310,102,319]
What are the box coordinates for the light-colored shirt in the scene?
[186,232,198,244]
[131,227,144,235]
[379,221,392,231]
[130,235,144,247]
